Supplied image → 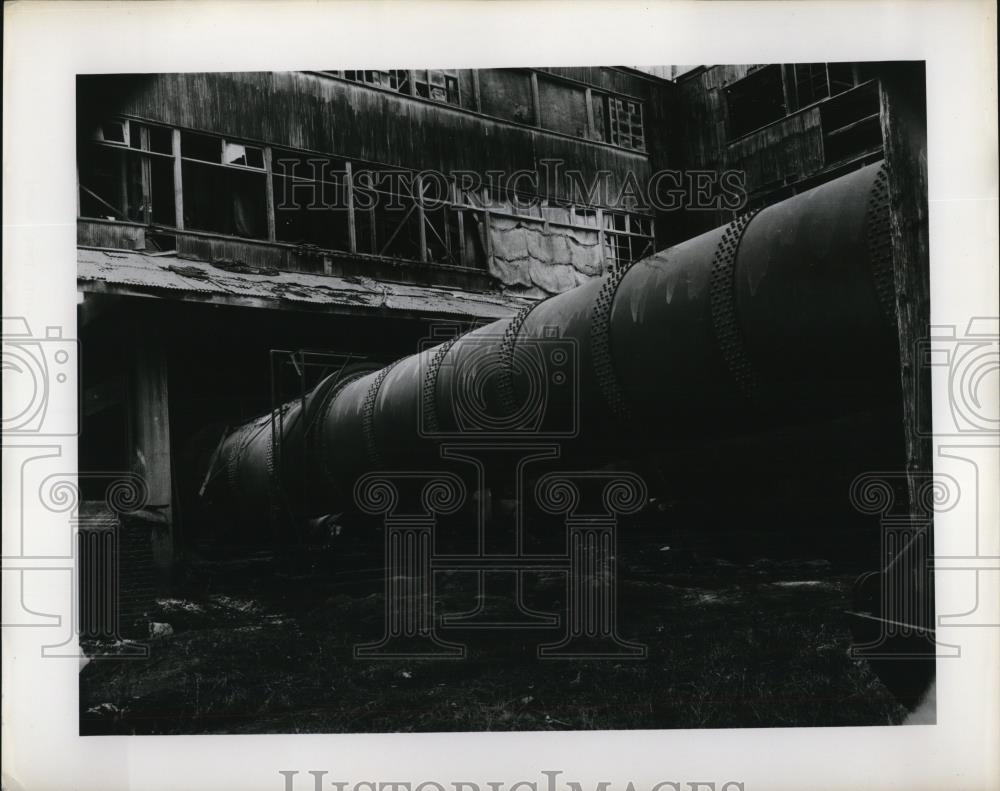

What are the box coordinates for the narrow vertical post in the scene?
[171,128,184,230]
[416,172,428,263]
[530,71,542,126]
[345,160,357,253]
[118,148,130,220]
[585,87,596,140]
[263,146,277,242]
[452,179,466,266]
[138,126,152,226]
[781,64,796,112]
[472,70,482,112]
[481,186,494,271]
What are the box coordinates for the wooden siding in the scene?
[78,72,654,204]
[723,109,825,193]
[674,64,885,235]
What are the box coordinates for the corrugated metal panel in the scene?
[77,248,534,320]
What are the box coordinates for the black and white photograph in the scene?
[2,2,997,790]
[73,62,934,734]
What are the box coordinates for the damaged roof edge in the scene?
[77,247,537,323]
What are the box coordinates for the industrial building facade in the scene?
[75,64,917,641]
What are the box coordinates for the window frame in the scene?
[79,118,654,272]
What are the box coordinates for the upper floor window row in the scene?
[336,69,462,105]
[79,120,655,271]
[725,63,870,140]
[322,68,646,152]
[723,63,883,167]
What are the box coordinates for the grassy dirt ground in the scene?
[80,528,908,734]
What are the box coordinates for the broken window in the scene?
[79,119,175,225]
[272,149,350,250]
[96,119,129,146]
[604,211,654,269]
[420,176,461,264]
[181,131,267,239]
[78,143,144,222]
[336,69,411,93]
[793,63,857,109]
[147,125,173,155]
[726,65,786,139]
[609,97,645,150]
[223,142,265,169]
[414,69,460,104]
[590,93,646,150]
[352,171,423,261]
[820,80,883,164]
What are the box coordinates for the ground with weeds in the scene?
[80,528,907,734]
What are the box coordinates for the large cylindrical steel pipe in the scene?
[203,162,899,520]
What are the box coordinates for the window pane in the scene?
[272,151,349,250]
[538,77,588,138]
[181,131,221,162]
[99,120,128,145]
[182,161,267,239]
[149,156,176,226]
[147,125,173,155]
[223,142,264,169]
[78,144,143,222]
[828,63,855,96]
[610,98,645,150]
[794,63,830,107]
[726,65,786,138]
[478,69,535,124]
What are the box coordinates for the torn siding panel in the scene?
[487,216,604,295]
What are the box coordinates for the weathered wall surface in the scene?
[674,64,883,233]
[79,71,657,205]
[78,69,674,297]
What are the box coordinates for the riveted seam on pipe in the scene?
[314,368,378,488]
[709,209,761,401]
[865,164,896,326]
[591,260,640,424]
[361,360,402,467]
[421,336,457,434]
[497,301,542,417]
